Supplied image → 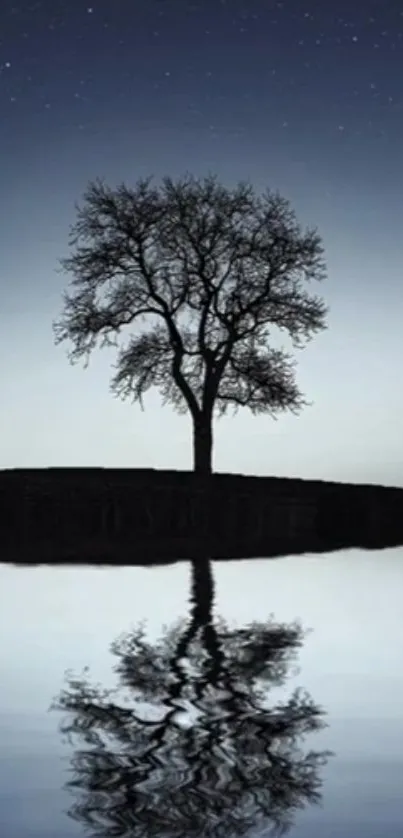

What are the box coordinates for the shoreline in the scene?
[1,467,402,565]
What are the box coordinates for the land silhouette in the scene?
[2,467,403,566]
[51,554,333,837]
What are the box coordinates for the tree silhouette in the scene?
[52,557,333,837]
[53,174,328,473]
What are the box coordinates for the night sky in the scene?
[1,0,403,483]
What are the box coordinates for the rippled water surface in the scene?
[1,549,402,837]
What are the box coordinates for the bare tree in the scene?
[53,173,328,473]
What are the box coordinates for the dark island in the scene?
[0,467,402,565]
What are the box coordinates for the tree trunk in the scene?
[193,414,213,474]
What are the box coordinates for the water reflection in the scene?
[52,556,333,837]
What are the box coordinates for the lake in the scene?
[0,548,402,837]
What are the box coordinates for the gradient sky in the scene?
[1,0,402,484]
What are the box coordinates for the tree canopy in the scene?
[53,173,328,471]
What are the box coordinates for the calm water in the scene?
[1,548,402,837]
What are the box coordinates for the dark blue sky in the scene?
[1,0,402,482]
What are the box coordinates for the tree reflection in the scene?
[52,557,333,837]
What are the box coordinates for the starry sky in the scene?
[1,0,403,484]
